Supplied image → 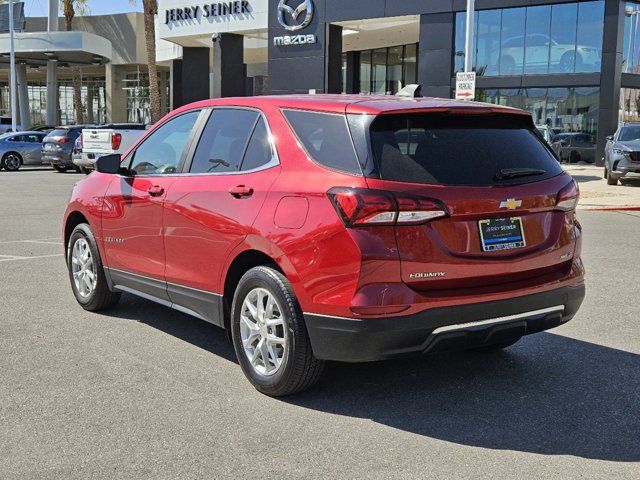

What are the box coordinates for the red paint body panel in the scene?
[63,94,585,329]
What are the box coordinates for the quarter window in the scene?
[129,110,199,176]
[190,109,259,174]
[241,117,274,171]
[283,110,362,175]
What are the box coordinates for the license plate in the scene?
[478,217,526,252]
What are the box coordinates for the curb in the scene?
[579,205,640,211]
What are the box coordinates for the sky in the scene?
[21,0,142,18]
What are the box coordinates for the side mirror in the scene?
[95,154,123,174]
[606,135,614,141]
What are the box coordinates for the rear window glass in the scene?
[283,110,361,175]
[369,113,563,186]
[49,129,69,137]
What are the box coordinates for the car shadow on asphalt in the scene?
[110,293,237,363]
[570,174,603,183]
[287,333,640,462]
[104,296,639,462]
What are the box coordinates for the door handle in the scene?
[147,185,165,197]
[229,185,254,198]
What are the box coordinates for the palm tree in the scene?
[133,0,162,123]
[61,0,88,124]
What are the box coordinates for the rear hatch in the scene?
[360,109,578,292]
[82,129,113,153]
[42,128,75,155]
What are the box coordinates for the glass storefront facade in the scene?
[124,71,170,124]
[344,43,417,95]
[620,87,640,122]
[477,87,600,138]
[0,79,106,126]
[624,2,640,74]
[455,1,605,76]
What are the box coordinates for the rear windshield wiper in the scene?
[495,168,546,181]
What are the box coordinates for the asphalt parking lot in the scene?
[1,168,639,479]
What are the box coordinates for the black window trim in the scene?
[181,106,280,176]
[121,108,205,178]
[281,107,364,177]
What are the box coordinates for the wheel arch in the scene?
[222,249,285,332]
[64,211,90,262]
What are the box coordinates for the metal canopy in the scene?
[0,31,112,67]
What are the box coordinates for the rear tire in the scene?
[2,152,22,171]
[52,164,68,173]
[473,337,521,352]
[231,266,324,397]
[67,223,121,311]
[607,173,618,186]
[79,166,92,175]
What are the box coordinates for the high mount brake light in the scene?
[327,187,448,227]
[555,179,579,211]
[111,133,122,150]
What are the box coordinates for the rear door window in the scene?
[368,113,563,186]
[240,117,275,171]
[283,110,362,175]
[190,109,259,174]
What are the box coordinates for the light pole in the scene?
[464,0,475,73]
[8,0,16,131]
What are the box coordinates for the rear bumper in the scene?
[304,284,585,362]
[42,152,72,166]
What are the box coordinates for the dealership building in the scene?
[4,0,640,164]
[156,0,640,165]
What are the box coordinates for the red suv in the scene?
[63,95,585,396]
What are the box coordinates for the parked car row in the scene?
[0,123,147,172]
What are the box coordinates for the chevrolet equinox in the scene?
[63,95,585,396]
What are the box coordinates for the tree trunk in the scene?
[143,0,162,124]
[72,67,84,124]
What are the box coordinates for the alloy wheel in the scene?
[240,287,287,376]
[71,238,96,298]
[5,154,20,171]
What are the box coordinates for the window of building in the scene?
[624,2,640,73]
[477,87,600,140]
[124,70,169,125]
[345,43,419,95]
[455,1,605,76]
[621,87,640,121]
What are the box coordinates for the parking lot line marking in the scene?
[0,254,63,262]
[0,238,59,244]
[22,240,62,245]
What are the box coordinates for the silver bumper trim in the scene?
[431,305,565,335]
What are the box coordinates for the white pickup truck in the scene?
[74,123,147,174]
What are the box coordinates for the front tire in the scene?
[2,152,22,171]
[52,164,68,173]
[231,266,324,397]
[67,223,121,311]
[79,166,92,175]
[607,174,619,186]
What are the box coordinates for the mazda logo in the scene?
[277,0,313,32]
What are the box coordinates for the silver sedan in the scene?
[0,131,47,171]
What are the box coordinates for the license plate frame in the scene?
[478,217,526,252]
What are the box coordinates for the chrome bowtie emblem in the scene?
[277,0,314,32]
[499,198,522,210]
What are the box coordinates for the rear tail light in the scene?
[59,137,69,144]
[111,133,122,150]
[555,179,579,211]
[327,187,448,227]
